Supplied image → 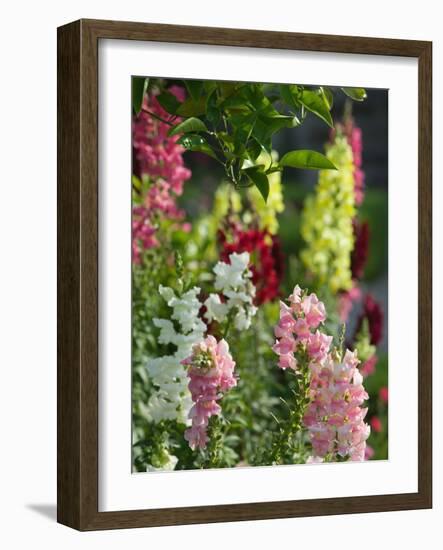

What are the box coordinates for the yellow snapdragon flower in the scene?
[300,135,356,294]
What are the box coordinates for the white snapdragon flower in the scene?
[146,354,183,386]
[159,285,203,334]
[146,285,205,425]
[152,317,206,351]
[234,303,258,330]
[145,360,193,425]
[213,252,251,291]
[170,288,203,334]
[204,293,229,323]
[152,319,179,346]
[146,392,183,423]
[224,289,253,308]
[209,252,257,331]
[158,284,175,303]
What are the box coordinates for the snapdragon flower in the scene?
[132,86,192,262]
[219,227,284,304]
[273,285,370,462]
[182,335,237,450]
[300,135,356,293]
[343,118,365,205]
[304,350,370,461]
[204,252,257,331]
[272,286,331,372]
[145,285,205,424]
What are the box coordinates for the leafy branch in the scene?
[133,77,367,203]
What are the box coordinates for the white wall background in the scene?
[0,0,440,547]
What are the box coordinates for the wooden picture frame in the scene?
[57,18,432,530]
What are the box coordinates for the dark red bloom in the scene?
[351,219,370,280]
[356,293,384,346]
[370,416,383,433]
[218,226,284,305]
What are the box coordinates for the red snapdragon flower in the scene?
[351,219,370,280]
[356,293,384,346]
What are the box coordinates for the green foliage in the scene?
[178,134,218,160]
[242,165,270,201]
[169,116,208,136]
[342,87,367,101]
[156,90,181,114]
[280,150,337,170]
[185,79,205,101]
[299,89,334,127]
[132,77,149,115]
[153,80,366,203]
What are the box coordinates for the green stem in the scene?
[222,309,235,339]
[203,416,223,468]
[271,358,311,464]
[141,107,174,127]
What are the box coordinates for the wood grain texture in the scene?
[57,19,432,531]
[57,20,81,528]
[417,41,432,506]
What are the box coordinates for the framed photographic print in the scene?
[57,19,432,530]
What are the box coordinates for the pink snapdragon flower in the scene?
[272,287,330,371]
[344,118,365,206]
[307,331,333,363]
[273,285,370,462]
[360,354,378,377]
[304,350,370,461]
[133,85,190,190]
[337,285,362,322]
[365,445,375,460]
[301,293,326,328]
[182,336,237,450]
[132,86,192,262]
[288,285,303,313]
[132,206,159,263]
[331,118,365,205]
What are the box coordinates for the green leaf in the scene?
[218,81,239,100]
[243,166,269,202]
[253,114,294,143]
[176,96,207,117]
[132,175,142,193]
[342,87,367,101]
[156,91,181,114]
[177,134,218,160]
[279,84,301,111]
[246,138,263,161]
[132,77,149,115]
[266,166,283,174]
[168,117,208,137]
[300,90,333,127]
[185,80,204,101]
[203,80,217,93]
[319,86,334,110]
[221,95,251,112]
[280,150,337,170]
[206,89,220,126]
